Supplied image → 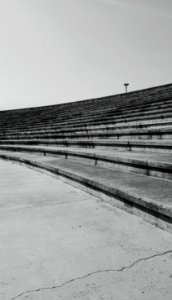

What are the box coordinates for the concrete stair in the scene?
[0,139,172,153]
[0,83,172,232]
[0,127,172,140]
[0,83,172,132]
[0,145,171,180]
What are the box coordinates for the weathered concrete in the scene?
[0,160,172,300]
[0,145,172,180]
[1,138,172,153]
[0,150,172,231]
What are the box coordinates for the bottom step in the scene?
[0,150,172,233]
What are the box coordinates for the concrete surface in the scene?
[0,151,172,218]
[1,138,172,154]
[0,159,172,300]
[0,145,172,181]
[1,144,172,163]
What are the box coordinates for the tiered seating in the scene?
[0,83,172,232]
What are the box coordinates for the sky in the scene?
[0,0,171,110]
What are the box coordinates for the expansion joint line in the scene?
[9,249,172,300]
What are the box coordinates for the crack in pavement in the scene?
[9,249,172,300]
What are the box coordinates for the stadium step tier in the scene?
[0,83,172,233]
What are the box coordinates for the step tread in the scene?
[0,144,172,167]
[34,146,172,166]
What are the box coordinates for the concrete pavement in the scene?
[0,159,172,300]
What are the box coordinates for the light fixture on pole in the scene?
[124,83,129,93]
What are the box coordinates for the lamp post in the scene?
[124,83,129,93]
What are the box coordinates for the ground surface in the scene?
[0,159,172,300]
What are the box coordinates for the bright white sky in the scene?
[0,0,171,110]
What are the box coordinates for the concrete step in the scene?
[52,111,172,128]
[1,94,172,131]
[2,120,172,136]
[0,144,172,180]
[2,100,171,128]
[3,118,172,136]
[1,84,172,131]
[1,109,172,135]
[0,119,172,138]
[1,127,172,140]
[0,150,172,233]
[1,89,172,128]
[0,139,172,153]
